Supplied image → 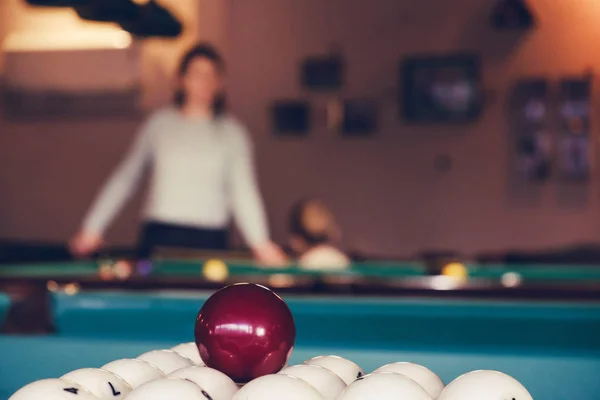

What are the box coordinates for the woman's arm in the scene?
[228,123,270,248]
[81,120,154,236]
[227,123,287,266]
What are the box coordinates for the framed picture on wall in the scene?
[341,99,378,137]
[509,78,552,182]
[271,100,311,136]
[301,54,344,91]
[557,76,592,181]
[400,53,482,123]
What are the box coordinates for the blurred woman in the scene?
[70,43,286,265]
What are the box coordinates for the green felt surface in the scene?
[0,260,427,279]
[2,259,600,281]
[153,259,428,277]
[0,262,98,277]
[466,263,600,280]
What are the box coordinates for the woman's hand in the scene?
[252,241,288,267]
[69,231,103,258]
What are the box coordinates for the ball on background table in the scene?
[303,355,364,385]
[195,283,295,383]
[126,378,211,400]
[279,364,346,400]
[113,260,134,280]
[170,342,205,366]
[338,372,432,400]
[437,370,533,400]
[9,379,99,400]
[135,260,154,276]
[101,359,165,389]
[202,259,229,282]
[98,262,115,281]
[441,262,468,280]
[232,374,323,400]
[373,362,445,398]
[501,271,523,287]
[169,366,238,400]
[297,246,350,271]
[61,368,131,400]
[136,350,194,374]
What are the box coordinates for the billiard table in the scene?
[0,288,599,400]
[1,259,600,399]
[2,258,600,297]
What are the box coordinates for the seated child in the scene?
[288,198,350,270]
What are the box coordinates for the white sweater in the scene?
[82,108,269,247]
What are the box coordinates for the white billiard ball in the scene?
[373,362,445,398]
[61,368,132,400]
[137,350,194,374]
[232,374,323,400]
[279,364,346,400]
[9,379,99,400]
[170,343,205,366]
[438,370,533,400]
[338,372,432,400]
[169,366,238,400]
[303,355,364,385]
[126,378,211,400]
[298,246,351,270]
[102,359,165,389]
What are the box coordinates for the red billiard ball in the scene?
[194,283,296,383]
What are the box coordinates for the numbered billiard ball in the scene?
[194,283,296,383]
[437,370,533,400]
[338,372,432,400]
[126,378,211,400]
[304,355,364,385]
[169,366,238,400]
[9,379,98,400]
[61,368,131,400]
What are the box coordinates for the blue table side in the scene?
[50,291,600,352]
[0,335,598,400]
[0,293,10,328]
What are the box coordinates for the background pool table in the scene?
[0,289,599,400]
[2,258,600,299]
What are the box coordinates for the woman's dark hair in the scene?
[289,198,330,247]
[174,42,227,117]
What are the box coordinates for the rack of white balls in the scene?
[8,343,533,400]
